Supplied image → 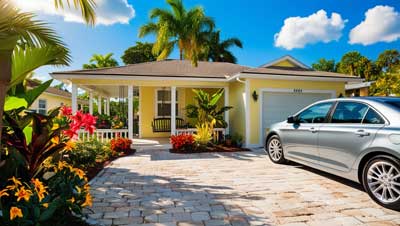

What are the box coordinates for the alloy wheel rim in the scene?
[268,139,282,161]
[367,161,400,204]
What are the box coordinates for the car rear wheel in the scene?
[266,135,286,164]
[362,155,400,210]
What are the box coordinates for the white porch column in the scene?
[89,92,93,115]
[97,96,102,114]
[171,86,176,135]
[224,86,230,134]
[71,83,78,114]
[106,98,110,116]
[128,85,134,139]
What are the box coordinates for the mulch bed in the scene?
[86,149,136,180]
[170,145,251,154]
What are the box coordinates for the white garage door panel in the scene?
[262,92,331,134]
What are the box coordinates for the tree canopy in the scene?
[83,53,119,69]
[311,58,336,72]
[199,30,243,63]
[121,42,157,64]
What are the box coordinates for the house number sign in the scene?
[293,89,303,93]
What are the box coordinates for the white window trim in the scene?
[38,99,47,114]
[154,88,179,118]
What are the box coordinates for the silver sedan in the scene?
[265,97,400,210]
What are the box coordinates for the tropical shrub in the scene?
[110,137,132,155]
[193,122,214,146]
[170,134,195,151]
[64,139,111,170]
[185,88,232,128]
[0,163,92,226]
[95,114,111,129]
[111,115,125,129]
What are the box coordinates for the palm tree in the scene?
[0,0,95,147]
[200,30,242,63]
[139,0,214,66]
[83,53,119,69]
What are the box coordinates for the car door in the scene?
[318,101,385,171]
[281,102,334,164]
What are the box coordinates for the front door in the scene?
[318,101,385,171]
[281,102,334,164]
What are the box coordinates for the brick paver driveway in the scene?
[87,149,400,226]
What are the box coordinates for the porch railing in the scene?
[176,128,226,143]
[78,129,129,143]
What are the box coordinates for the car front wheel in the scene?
[266,135,286,164]
[362,155,400,211]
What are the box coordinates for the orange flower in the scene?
[81,193,92,207]
[73,168,85,180]
[42,203,49,208]
[10,206,23,220]
[15,186,32,202]
[68,197,75,203]
[0,189,9,198]
[7,177,22,190]
[65,140,76,152]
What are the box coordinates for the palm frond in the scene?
[0,2,66,49]
[222,38,243,49]
[138,23,159,38]
[54,0,96,26]
[10,45,70,88]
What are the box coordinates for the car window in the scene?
[297,102,333,123]
[331,102,368,123]
[362,108,385,124]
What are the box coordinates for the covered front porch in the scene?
[69,82,230,143]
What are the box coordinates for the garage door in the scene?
[262,91,332,137]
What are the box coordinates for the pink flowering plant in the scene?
[2,106,97,179]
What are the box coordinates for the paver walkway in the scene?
[86,149,400,226]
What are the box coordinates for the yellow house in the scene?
[27,80,87,114]
[51,55,361,147]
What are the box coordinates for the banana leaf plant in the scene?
[185,88,232,128]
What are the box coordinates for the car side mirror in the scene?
[287,116,299,124]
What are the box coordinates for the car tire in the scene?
[266,135,286,164]
[362,155,400,211]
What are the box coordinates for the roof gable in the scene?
[260,55,310,69]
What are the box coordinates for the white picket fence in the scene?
[78,129,129,143]
[176,128,226,143]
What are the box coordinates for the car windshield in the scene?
[384,100,400,111]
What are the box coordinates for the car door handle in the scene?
[355,130,370,137]
[309,127,318,133]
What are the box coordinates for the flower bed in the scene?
[169,134,250,154]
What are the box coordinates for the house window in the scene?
[38,99,47,115]
[156,89,178,117]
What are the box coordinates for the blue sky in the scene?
[13,0,400,82]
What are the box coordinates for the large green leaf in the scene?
[4,96,28,111]
[23,79,53,107]
[10,45,70,89]
[23,125,33,145]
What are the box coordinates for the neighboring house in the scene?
[51,55,361,147]
[345,81,374,97]
[27,80,87,114]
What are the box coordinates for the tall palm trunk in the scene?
[0,49,12,149]
[179,48,183,60]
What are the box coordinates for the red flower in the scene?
[170,134,194,150]
[110,138,132,153]
[60,109,97,139]
[60,106,72,116]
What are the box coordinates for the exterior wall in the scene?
[272,59,297,67]
[228,81,245,139]
[360,87,369,96]
[31,93,71,112]
[247,79,346,146]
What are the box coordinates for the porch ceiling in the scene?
[80,85,138,98]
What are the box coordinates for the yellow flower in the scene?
[10,206,23,220]
[57,161,67,170]
[52,123,60,130]
[42,203,49,208]
[15,186,33,202]
[51,136,60,144]
[65,140,76,152]
[68,197,75,203]
[73,168,86,180]
[9,177,22,186]
[81,193,92,207]
[0,189,9,198]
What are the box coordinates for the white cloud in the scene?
[11,0,135,26]
[349,5,400,45]
[274,10,347,50]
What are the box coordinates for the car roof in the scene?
[319,96,400,104]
